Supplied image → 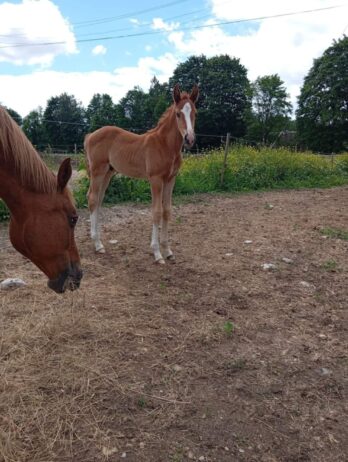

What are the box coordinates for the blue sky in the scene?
[0,0,347,116]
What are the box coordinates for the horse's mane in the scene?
[148,92,192,133]
[0,106,56,194]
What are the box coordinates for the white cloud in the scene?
[92,45,107,56]
[151,18,179,32]
[0,53,179,116]
[0,0,77,66]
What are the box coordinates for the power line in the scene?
[0,4,345,49]
[73,0,190,28]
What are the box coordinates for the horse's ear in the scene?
[190,84,199,103]
[57,157,72,192]
[173,84,181,104]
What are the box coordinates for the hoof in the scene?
[156,258,165,265]
[96,246,105,254]
[166,254,175,261]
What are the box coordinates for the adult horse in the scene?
[85,83,199,263]
[0,106,82,293]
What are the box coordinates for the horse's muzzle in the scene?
[47,264,83,293]
[184,133,195,149]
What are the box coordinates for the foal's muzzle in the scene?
[184,133,195,148]
[48,263,83,293]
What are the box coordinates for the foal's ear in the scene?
[190,84,199,103]
[57,157,72,192]
[173,83,181,104]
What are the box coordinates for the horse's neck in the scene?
[0,157,36,219]
[155,108,183,152]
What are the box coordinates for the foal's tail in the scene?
[84,133,91,178]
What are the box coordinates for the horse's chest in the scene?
[169,153,182,178]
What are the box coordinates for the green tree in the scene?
[86,93,118,132]
[22,108,47,149]
[4,107,22,125]
[147,76,170,124]
[119,86,152,132]
[169,54,251,148]
[247,74,292,144]
[43,93,86,151]
[296,36,348,153]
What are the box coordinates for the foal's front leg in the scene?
[161,177,176,260]
[149,176,165,263]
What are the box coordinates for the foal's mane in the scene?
[148,92,192,133]
[0,106,56,194]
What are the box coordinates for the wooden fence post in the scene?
[220,132,231,187]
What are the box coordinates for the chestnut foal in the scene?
[85,84,199,263]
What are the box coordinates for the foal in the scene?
[85,83,199,263]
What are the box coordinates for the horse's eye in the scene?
[69,215,78,227]
[176,112,181,118]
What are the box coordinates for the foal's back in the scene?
[85,126,148,179]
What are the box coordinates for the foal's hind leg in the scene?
[149,176,165,263]
[161,177,176,260]
[88,165,113,253]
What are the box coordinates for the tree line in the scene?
[3,36,348,153]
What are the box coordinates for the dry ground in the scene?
[0,187,347,462]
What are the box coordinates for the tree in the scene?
[43,93,86,151]
[22,108,47,149]
[86,93,118,132]
[147,76,170,125]
[296,36,348,153]
[119,86,152,132]
[169,55,251,148]
[4,107,22,126]
[247,74,292,144]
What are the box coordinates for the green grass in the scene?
[321,260,338,271]
[320,227,348,241]
[2,147,348,221]
[73,147,348,209]
[0,200,10,221]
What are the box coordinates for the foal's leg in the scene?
[149,176,165,263]
[88,165,111,253]
[161,177,176,260]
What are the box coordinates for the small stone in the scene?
[121,453,127,458]
[0,278,27,289]
[173,364,183,372]
[318,367,332,376]
[300,281,312,288]
[139,442,145,449]
[198,457,205,461]
[318,334,327,339]
[239,448,245,453]
[109,239,118,244]
[224,447,229,451]
[225,252,233,257]
[187,451,194,459]
[244,240,253,244]
[262,263,277,271]
[282,257,293,264]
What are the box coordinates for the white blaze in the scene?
[181,102,194,140]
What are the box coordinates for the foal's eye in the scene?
[68,215,78,227]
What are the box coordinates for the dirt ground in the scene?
[0,187,347,462]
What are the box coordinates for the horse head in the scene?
[173,83,199,149]
[9,158,83,293]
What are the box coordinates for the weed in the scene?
[137,397,147,408]
[320,227,348,241]
[321,260,338,271]
[223,321,235,336]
